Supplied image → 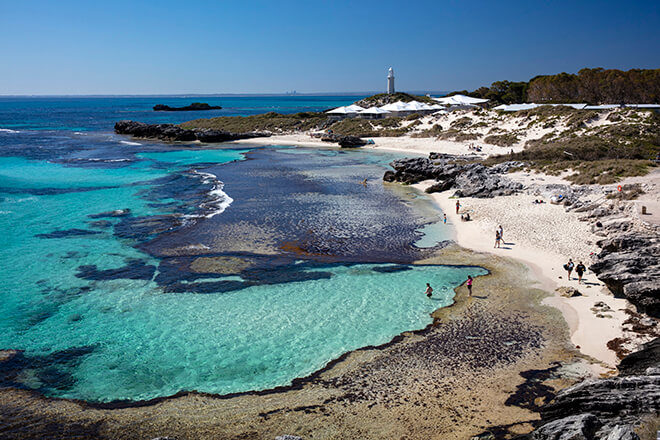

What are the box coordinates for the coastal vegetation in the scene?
[180,111,328,133]
[354,92,436,108]
[447,68,660,105]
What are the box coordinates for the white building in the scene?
[387,67,395,94]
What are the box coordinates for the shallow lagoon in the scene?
[0,97,483,403]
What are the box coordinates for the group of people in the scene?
[563,258,587,283]
[467,143,482,152]
[425,275,473,299]
[456,200,472,221]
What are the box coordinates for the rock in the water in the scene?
[114,120,270,143]
[153,103,222,111]
[532,413,601,440]
[319,133,367,147]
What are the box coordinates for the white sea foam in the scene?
[190,170,234,218]
[81,158,132,163]
[120,140,142,146]
[0,128,20,134]
[0,211,14,215]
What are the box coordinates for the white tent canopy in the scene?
[345,104,366,112]
[359,106,391,114]
[326,105,365,114]
[379,101,410,111]
[402,101,434,111]
[433,94,489,105]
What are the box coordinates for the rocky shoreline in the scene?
[114,120,271,143]
[383,154,659,318]
[384,153,660,439]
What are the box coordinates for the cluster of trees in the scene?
[527,68,660,104]
[449,80,528,105]
[449,68,660,105]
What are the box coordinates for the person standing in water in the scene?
[443,213,447,224]
[467,275,473,297]
[424,283,433,298]
[575,261,586,284]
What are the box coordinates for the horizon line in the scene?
[0,90,450,98]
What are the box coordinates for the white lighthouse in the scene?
[387,67,395,94]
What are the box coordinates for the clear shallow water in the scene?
[0,96,470,403]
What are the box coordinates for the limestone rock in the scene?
[531,413,601,439]
[589,233,660,317]
[604,425,639,440]
[556,286,582,297]
[114,120,270,143]
[383,156,523,197]
[617,338,660,376]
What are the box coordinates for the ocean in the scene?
[0,96,484,402]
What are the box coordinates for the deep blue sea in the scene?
[0,96,482,402]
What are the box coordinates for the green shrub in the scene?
[450,117,473,129]
[484,134,520,146]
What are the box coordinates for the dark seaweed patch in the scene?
[0,346,97,394]
[76,259,156,281]
[372,265,412,273]
[35,229,103,239]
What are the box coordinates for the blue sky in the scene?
[1,0,658,95]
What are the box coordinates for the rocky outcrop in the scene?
[383,156,523,198]
[319,133,367,148]
[153,103,222,111]
[114,120,270,143]
[589,233,660,318]
[530,338,660,440]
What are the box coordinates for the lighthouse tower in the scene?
[387,67,395,94]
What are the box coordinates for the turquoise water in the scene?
[0,96,471,403]
[6,263,484,402]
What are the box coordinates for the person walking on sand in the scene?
[467,275,473,297]
[563,259,574,280]
[443,213,447,224]
[575,261,586,284]
[494,229,501,248]
[424,283,433,298]
[498,225,503,243]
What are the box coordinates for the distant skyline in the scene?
[1,0,659,95]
